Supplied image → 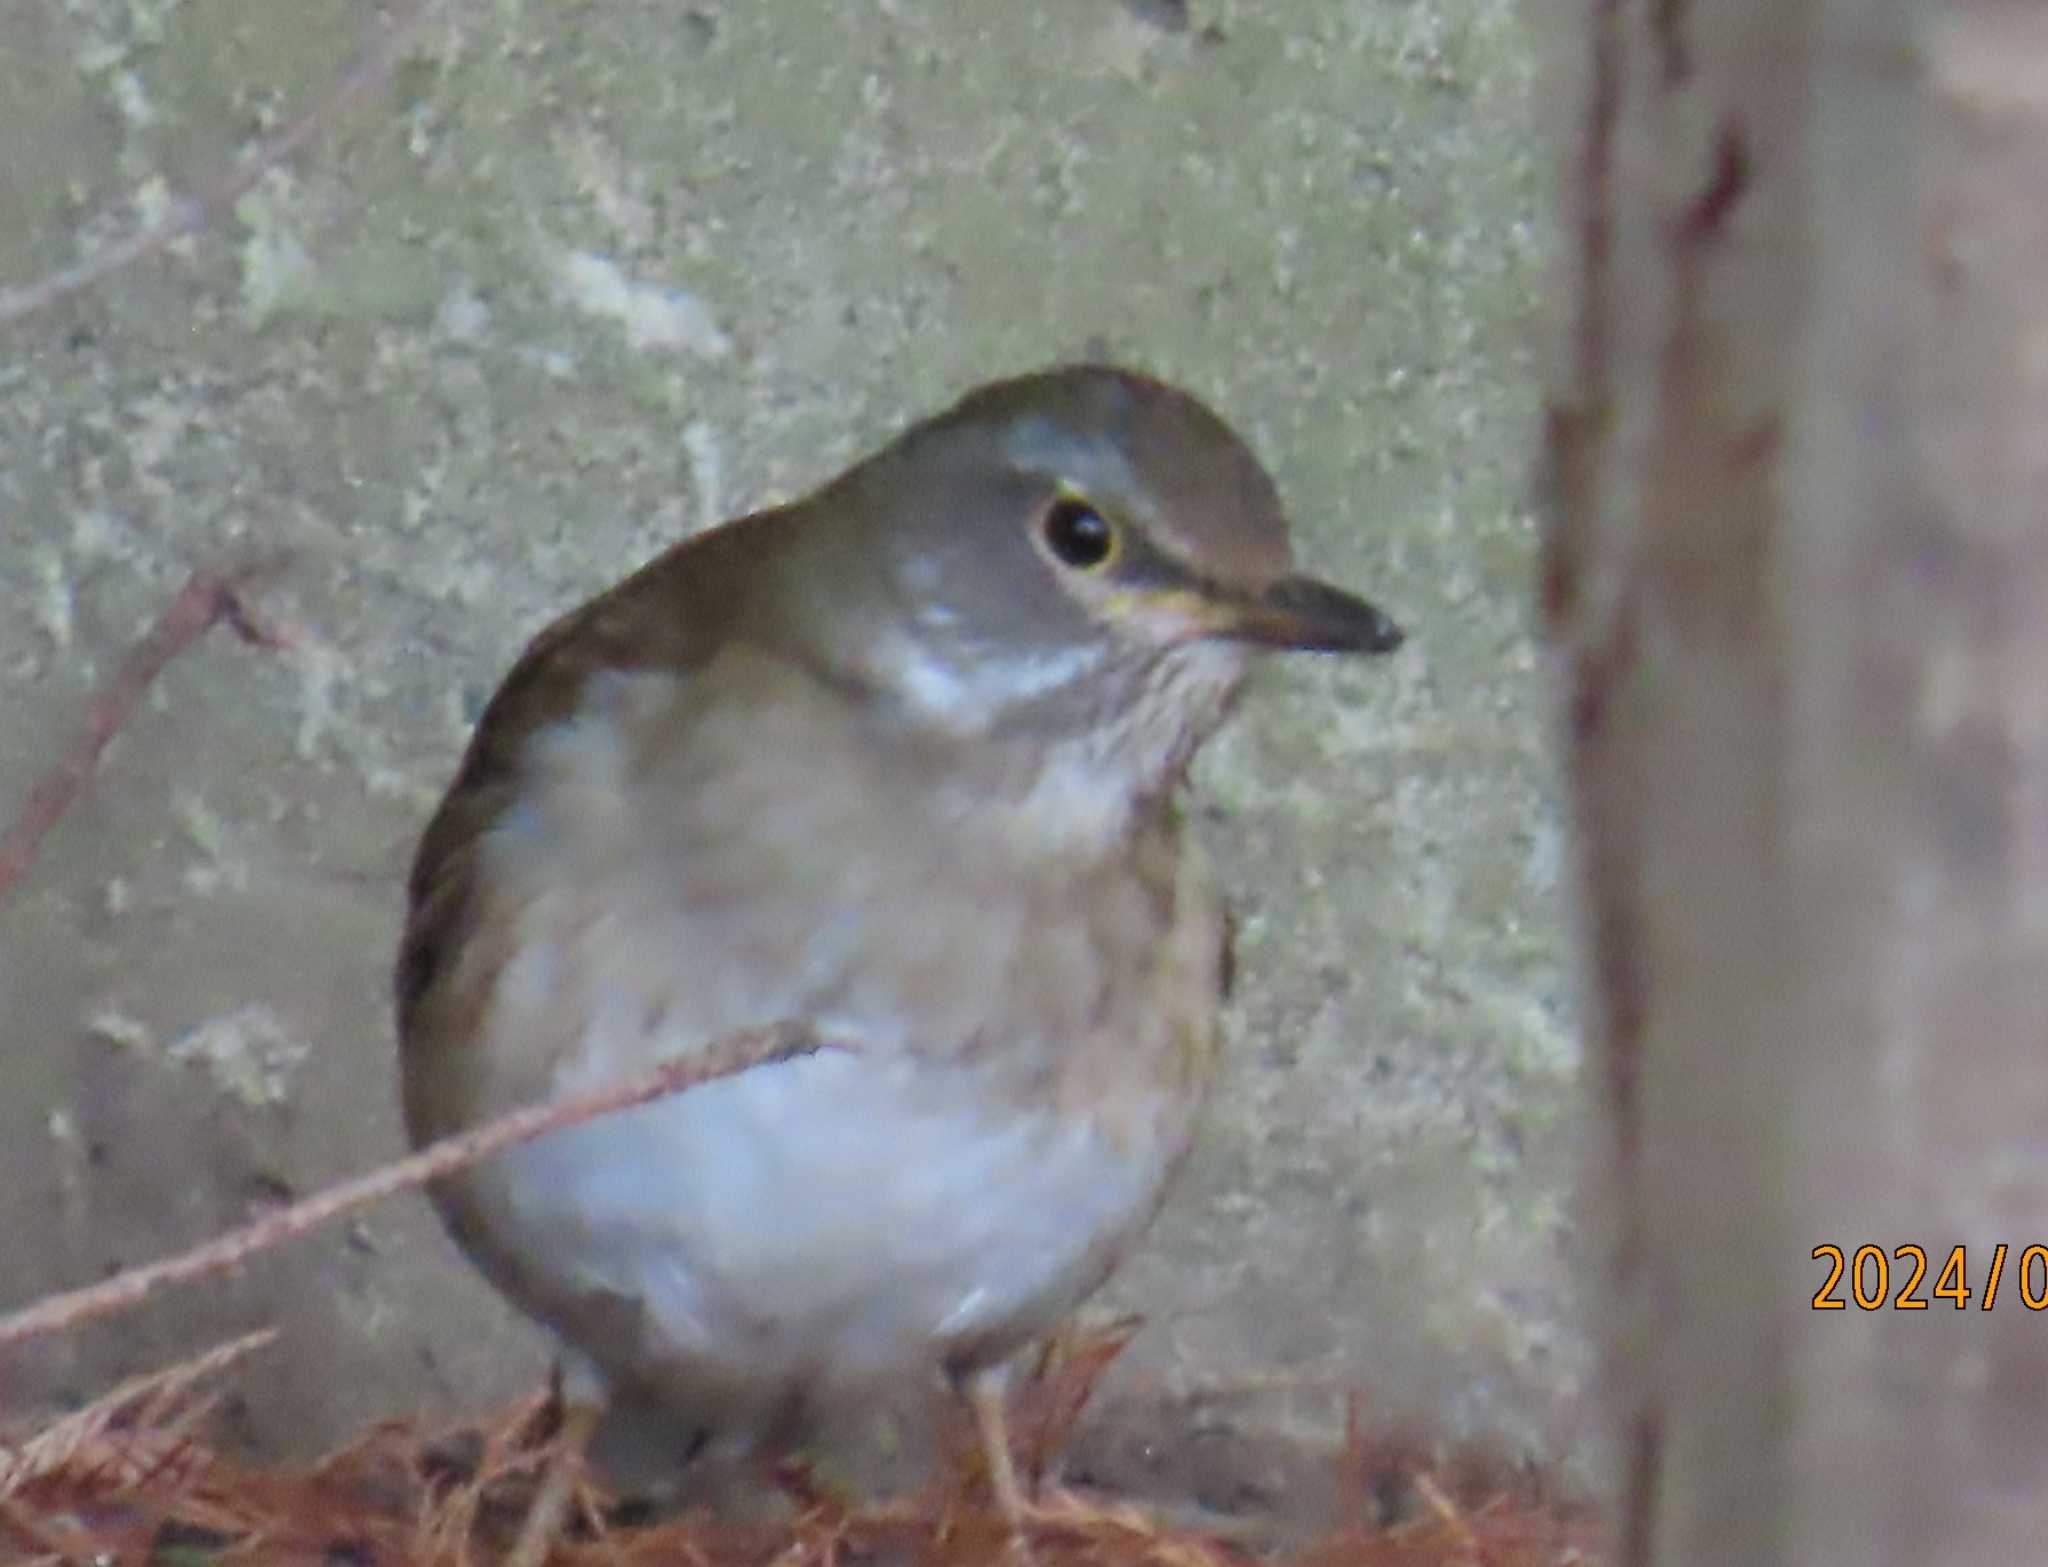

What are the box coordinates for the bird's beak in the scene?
[1205,573,1404,655]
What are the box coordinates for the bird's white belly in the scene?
[469,1044,1175,1423]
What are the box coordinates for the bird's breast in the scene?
[408,653,1231,1429]
[467,654,1230,1127]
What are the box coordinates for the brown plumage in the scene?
[394,365,1401,1552]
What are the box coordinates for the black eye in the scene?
[1041,496,1116,570]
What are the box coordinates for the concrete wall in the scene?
[0,0,1579,1518]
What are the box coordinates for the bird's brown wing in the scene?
[392,512,778,1124]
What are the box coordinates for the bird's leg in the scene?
[961,1366,1034,1555]
[504,1366,605,1567]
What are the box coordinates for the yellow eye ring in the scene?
[1039,492,1118,572]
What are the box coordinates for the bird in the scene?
[394,364,1402,1559]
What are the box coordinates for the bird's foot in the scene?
[502,1396,604,1567]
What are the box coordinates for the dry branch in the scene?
[0,1023,826,1354]
[0,555,295,908]
[0,0,444,327]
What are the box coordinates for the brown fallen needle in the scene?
[0,1021,826,1355]
[0,1328,279,1499]
[0,555,296,908]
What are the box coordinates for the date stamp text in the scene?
[1813,1244,2048,1311]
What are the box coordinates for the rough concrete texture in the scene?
[0,0,1584,1525]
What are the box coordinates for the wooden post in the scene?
[1545,3,2048,1562]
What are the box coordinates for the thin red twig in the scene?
[0,1023,827,1355]
[0,0,444,327]
[0,556,295,908]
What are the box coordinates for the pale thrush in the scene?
[395,364,1402,1549]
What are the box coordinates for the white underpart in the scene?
[469,1039,1165,1415]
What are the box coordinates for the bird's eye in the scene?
[1040,496,1117,571]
